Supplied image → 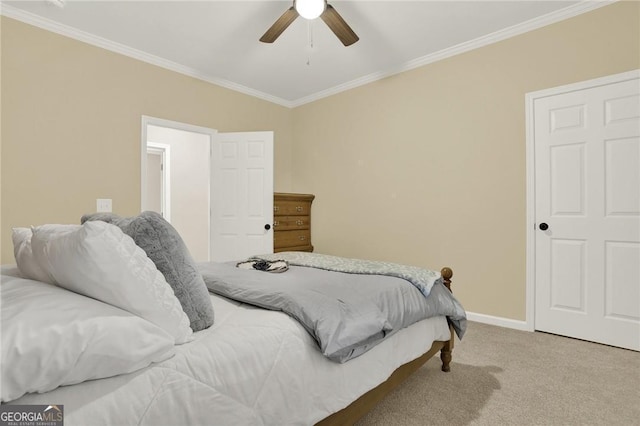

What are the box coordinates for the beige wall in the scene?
[0,16,293,263]
[1,3,638,322]
[291,2,640,321]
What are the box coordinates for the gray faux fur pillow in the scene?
[81,211,214,331]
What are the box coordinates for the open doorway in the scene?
[141,117,216,262]
[146,142,171,221]
[141,116,275,263]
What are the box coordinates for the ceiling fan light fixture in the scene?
[294,0,326,20]
[261,0,358,46]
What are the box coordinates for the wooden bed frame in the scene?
[317,267,455,426]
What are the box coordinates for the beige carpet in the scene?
[356,321,640,426]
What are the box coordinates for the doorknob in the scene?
[264,224,271,231]
[539,223,549,231]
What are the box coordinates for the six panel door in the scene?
[210,132,274,262]
[534,77,640,351]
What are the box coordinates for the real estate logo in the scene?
[0,405,63,426]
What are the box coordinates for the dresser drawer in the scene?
[274,230,311,249]
[274,246,313,253]
[274,200,312,216]
[273,216,310,231]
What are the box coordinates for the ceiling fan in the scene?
[260,0,359,47]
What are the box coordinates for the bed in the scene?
[2,215,466,425]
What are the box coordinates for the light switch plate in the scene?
[96,198,112,213]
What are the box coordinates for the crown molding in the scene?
[0,3,295,108]
[289,0,617,107]
[1,1,616,109]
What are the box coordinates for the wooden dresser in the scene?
[273,193,314,253]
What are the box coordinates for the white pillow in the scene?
[1,275,176,402]
[31,221,193,344]
[11,226,75,283]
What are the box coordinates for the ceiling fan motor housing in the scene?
[260,0,358,47]
[294,0,327,20]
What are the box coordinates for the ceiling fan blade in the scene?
[320,4,359,47]
[260,6,299,43]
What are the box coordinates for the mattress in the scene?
[8,289,450,425]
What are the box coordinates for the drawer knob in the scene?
[299,236,306,241]
[274,220,280,227]
[296,206,303,212]
[274,206,280,212]
[296,220,303,226]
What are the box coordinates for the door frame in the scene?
[524,69,640,332]
[146,142,171,221]
[140,116,217,212]
[140,116,218,260]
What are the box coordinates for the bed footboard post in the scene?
[440,267,454,372]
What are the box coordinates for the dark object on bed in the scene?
[81,211,214,331]
[236,257,289,273]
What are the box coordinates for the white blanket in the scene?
[8,292,450,425]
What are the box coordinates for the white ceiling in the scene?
[2,1,607,107]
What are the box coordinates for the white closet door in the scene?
[533,75,640,351]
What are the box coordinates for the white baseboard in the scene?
[466,311,533,332]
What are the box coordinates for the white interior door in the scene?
[533,73,640,351]
[210,132,274,262]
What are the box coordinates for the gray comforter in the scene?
[200,257,466,363]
